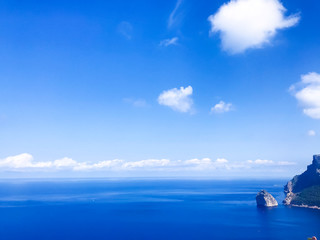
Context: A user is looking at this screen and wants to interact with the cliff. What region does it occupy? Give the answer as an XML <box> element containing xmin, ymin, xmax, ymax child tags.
<box><xmin>284</xmin><ymin>154</ymin><xmax>320</xmax><ymax>208</ymax></box>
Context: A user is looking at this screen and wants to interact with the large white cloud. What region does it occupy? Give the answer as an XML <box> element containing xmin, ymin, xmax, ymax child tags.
<box><xmin>290</xmin><ymin>72</ymin><xmax>320</xmax><ymax>119</ymax></box>
<box><xmin>208</xmin><ymin>0</ymin><xmax>300</xmax><ymax>54</ymax></box>
<box><xmin>158</xmin><ymin>86</ymin><xmax>193</xmax><ymax>113</ymax></box>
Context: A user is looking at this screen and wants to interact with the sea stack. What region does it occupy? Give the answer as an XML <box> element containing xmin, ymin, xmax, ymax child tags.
<box><xmin>256</xmin><ymin>190</ymin><xmax>278</xmax><ymax>207</ymax></box>
<box><xmin>283</xmin><ymin>154</ymin><xmax>320</xmax><ymax>208</ymax></box>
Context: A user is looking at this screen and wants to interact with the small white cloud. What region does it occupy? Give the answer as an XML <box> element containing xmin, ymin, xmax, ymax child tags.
<box><xmin>210</xmin><ymin>101</ymin><xmax>233</xmax><ymax>114</ymax></box>
<box><xmin>290</xmin><ymin>72</ymin><xmax>320</xmax><ymax>119</ymax></box>
<box><xmin>168</xmin><ymin>0</ymin><xmax>183</xmax><ymax>28</ymax></box>
<box><xmin>208</xmin><ymin>0</ymin><xmax>300</xmax><ymax>54</ymax></box>
<box><xmin>308</xmin><ymin>130</ymin><xmax>316</xmax><ymax>136</ymax></box>
<box><xmin>158</xmin><ymin>86</ymin><xmax>193</xmax><ymax>113</ymax></box>
<box><xmin>159</xmin><ymin>37</ymin><xmax>179</xmax><ymax>47</ymax></box>
<box><xmin>117</xmin><ymin>21</ymin><xmax>133</xmax><ymax>39</ymax></box>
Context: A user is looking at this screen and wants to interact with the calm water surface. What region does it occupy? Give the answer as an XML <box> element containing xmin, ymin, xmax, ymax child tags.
<box><xmin>0</xmin><ymin>179</ymin><xmax>319</xmax><ymax>240</ymax></box>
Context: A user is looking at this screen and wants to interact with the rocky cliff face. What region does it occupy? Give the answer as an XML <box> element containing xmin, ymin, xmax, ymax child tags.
<box><xmin>284</xmin><ymin>154</ymin><xmax>320</xmax><ymax>207</ymax></box>
<box><xmin>256</xmin><ymin>190</ymin><xmax>278</xmax><ymax>207</ymax></box>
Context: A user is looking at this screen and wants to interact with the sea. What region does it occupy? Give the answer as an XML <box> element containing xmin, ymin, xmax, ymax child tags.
<box><xmin>0</xmin><ymin>179</ymin><xmax>319</xmax><ymax>240</ymax></box>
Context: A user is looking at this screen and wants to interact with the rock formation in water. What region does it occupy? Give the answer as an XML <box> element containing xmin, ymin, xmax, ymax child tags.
<box><xmin>256</xmin><ymin>190</ymin><xmax>278</xmax><ymax>207</ymax></box>
<box><xmin>284</xmin><ymin>154</ymin><xmax>320</xmax><ymax>208</ymax></box>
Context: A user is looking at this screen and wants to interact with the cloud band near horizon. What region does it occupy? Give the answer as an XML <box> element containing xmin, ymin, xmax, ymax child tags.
<box><xmin>0</xmin><ymin>153</ymin><xmax>296</xmax><ymax>173</ymax></box>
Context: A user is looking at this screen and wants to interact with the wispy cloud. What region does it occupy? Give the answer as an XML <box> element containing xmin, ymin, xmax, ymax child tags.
<box><xmin>290</xmin><ymin>72</ymin><xmax>320</xmax><ymax>119</ymax></box>
<box><xmin>247</xmin><ymin>159</ymin><xmax>274</xmax><ymax>165</ymax></box>
<box><xmin>158</xmin><ymin>86</ymin><xmax>193</xmax><ymax>113</ymax></box>
<box><xmin>208</xmin><ymin>0</ymin><xmax>300</xmax><ymax>54</ymax></box>
<box><xmin>247</xmin><ymin>159</ymin><xmax>296</xmax><ymax>166</ymax></box>
<box><xmin>210</xmin><ymin>101</ymin><xmax>233</xmax><ymax>114</ymax></box>
<box><xmin>123</xmin><ymin>98</ymin><xmax>148</xmax><ymax>108</ymax></box>
<box><xmin>308</xmin><ymin>130</ymin><xmax>316</xmax><ymax>136</ymax></box>
<box><xmin>159</xmin><ymin>37</ymin><xmax>179</xmax><ymax>47</ymax></box>
<box><xmin>168</xmin><ymin>0</ymin><xmax>183</xmax><ymax>28</ymax></box>
<box><xmin>117</xmin><ymin>21</ymin><xmax>133</xmax><ymax>39</ymax></box>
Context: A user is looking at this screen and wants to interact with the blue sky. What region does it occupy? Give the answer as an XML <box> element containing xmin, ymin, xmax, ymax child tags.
<box><xmin>0</xmin><ymin>0</ymin><xmax>319</xmax><ymax>178</ymax></box>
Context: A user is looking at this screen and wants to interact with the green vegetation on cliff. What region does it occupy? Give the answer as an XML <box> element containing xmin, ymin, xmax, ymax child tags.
<box><xmin>291</xmin><ymin>185</ymin><xmax>320</xmax><ymax>207</ymax></box>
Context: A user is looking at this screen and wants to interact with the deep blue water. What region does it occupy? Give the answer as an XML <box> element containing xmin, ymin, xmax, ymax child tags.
<box><xmin>0</xmin><ymin>179</ymin><xmax>319</xmax><ymax>240</ymax></box>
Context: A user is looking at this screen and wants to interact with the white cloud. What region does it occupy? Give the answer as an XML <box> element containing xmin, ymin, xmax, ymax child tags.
<box><xmin>0</xmin><ymin>154</ymin><xmax>123</xmax><ymax>171</ymax></box>
<box><xmin>208</xmin><ymin>0</ymin><xmax>300</xmax><ymax>54</ymax></box>
<box><xmin>184</xmin><ymin>158</ymin><xmax>228</xmax><ymax>166</ymax></box>
<box><xmin>0</xmin><ymin>153</ymin><xmax>52</xmax><ymax>168</ymax></box>
<box><xmin>185</xmin><ymin>158</ymin><xmax>212</xmax><ymax>165</ymax></box>
<box><xmin>210</xmin><ymin>101</ymin><xmax>233</xmax><ymax>114</ymax></box>
<box><xmin>0</xmin><ymin>153</ymin><xmax>34</xmax><ymax>168</ymax></box>
<box><xmin>247</xmin><ymin>159</ymin><xmax>274</xmax><ymax>165</ymax></box>
<box><xmin>159</xmin><ymin>37</ymin><xmax>179</xmax><ymax>47</ymax></box>
<box><xmin>247</xmin><ymin>159</ymin><xmax>296</xmax><ymax>166</ymax></box>
<box><xmin>53</xmin><ymin>157</ymin><xmax>77</xmax><ymax>168</ymax></box>
<box><xmin>168</xmin><ymin>0</ymin><xmax>183</xmax><ymax>28</ymax></box>
<box><xmin>0</xmin><ymin>154</ymin><xmax>296</xmax><ymax>174</ymax></box>
<box><xmin>122</xmin><ymin>159</ymin><xmax>170</xmax><ymax>169</ymax></box>
<box><xmin>308</xmin><ymin>130</ymin><xmax>316</xmax><ymax>136</ymax></box>
<box><xmin>74</xmin><ymin>159</ymin><xmax>124</xmax><ymax>171</ymax></box>
<box><xmin>181</xmin><ymin>158</ymin><xmax>232</xmax><ymax>171</ymax></box>
<box><xmin>158</xmin><ymin>86</ymin><xmax>193</xmax><ymax>113</ymax></box>
<box><xmin>290</xmin><ymin>72</ymin><xmax>320</xmax><ymax>119</ymax></box>
<box><xmin>216</xmin><ymin>158</ymin><xmax>229</xmax><ymax>163</ymax></box>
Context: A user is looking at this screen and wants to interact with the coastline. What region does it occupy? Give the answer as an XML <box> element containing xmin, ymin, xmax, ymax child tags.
<box><xmin>291</xmin><ymin>204</ymin><xmax>320</xmax><ymax>210</ymax></box>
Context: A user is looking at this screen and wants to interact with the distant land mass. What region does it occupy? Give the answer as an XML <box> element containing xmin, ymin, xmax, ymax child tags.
<box><xmin>284</xmin><ymin>154</ymin><xmax>320</xmax><ymax>208</ymax></box>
